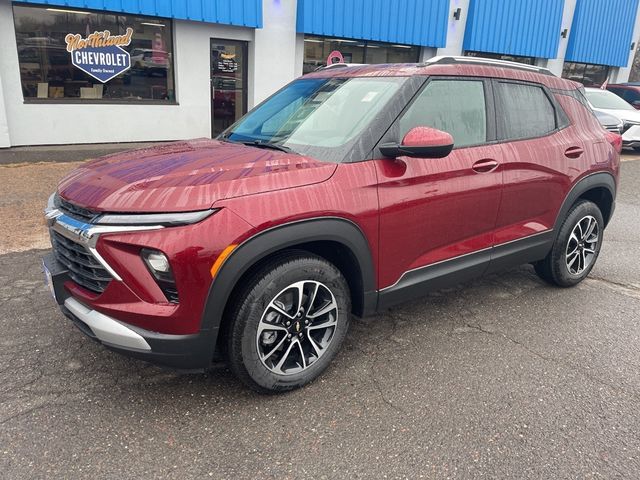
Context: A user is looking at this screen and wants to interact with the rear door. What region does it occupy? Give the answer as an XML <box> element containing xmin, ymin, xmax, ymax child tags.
<box><xmin>375</xmin><ymin>77</ymin><xmax>504</xmax><ymax>294</ymax></box>
<box><xmin>489</xmin><ymin>79</ymin><xmax>574</xmax><ymax>270</ymax></box>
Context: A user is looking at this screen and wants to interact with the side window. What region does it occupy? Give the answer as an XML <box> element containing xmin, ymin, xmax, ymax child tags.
<box><xmin>623</xmin><ymin>89</ymin><xmax>640</xmax><ymax>103</ymax></box>
<box><xmin>496</xmin><ymin>82</ymin><xmax>556</xmax><ymax>140</ymax></box>
<box><xmin>398</xmin><ymin>79</ymin><xmax>487</xmax><ymax>148</ymax></box>
<box><xmin>608</xmin><ymin>87</ymin><xmax>625</xmax><ymax>98</ymax></box>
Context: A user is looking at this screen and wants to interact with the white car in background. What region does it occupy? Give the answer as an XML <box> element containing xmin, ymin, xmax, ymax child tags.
<box><xmin>593</xmin><ymin>109</ymin><xmax>623</xmax><ymax>135</ymax></box>
<box><xmin>584</xmin><ymin>87</ymin><xmax>640</xmax><ymax>151</ymax></box>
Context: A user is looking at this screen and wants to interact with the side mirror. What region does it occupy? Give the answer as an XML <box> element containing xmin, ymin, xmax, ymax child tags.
<box><xmin>632</xmin><ymin>100</ymin><xmax>640</xmax><ymax>109</ymax></box>
<box><xmin>379</xmin><ymin>126</ymin><xmax>454</xmax><ymax>159</ymax></box>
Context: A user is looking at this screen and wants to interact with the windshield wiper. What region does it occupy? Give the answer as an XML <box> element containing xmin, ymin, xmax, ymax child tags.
<box><xmin>239</xmin><ymin>140</ymin><xmax>297</xmax><ymax>154</ymax></box>
<box><xmin>219</xmin><ymin>135</ymin><xmax>298</xmax><ymax>154</ymax></box>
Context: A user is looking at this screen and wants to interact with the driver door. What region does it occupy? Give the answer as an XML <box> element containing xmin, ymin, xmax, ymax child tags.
<box><xmin>374</xmin><ymin>77</ymin><xmax>504</xmax><ymax>300</ymax></box>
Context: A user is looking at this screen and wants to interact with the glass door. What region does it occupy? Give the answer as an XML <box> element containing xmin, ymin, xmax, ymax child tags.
<box><xmin>210</xmin><ymin>39</ymin><xmax>248</xmax><ymax>136</ymax></box>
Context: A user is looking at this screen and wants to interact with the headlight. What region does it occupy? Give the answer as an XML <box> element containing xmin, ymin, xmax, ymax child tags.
<box><xmin>95</xmin><ymin>209</ymin><xmax>218</xmax><ymax>226</ymax></box>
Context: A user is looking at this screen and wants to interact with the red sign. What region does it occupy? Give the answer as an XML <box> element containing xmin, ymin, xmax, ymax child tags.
<box><xmin>326</xmin><ymin>50</ymin><xmax>344</xmax><ymax>66</ymax></box>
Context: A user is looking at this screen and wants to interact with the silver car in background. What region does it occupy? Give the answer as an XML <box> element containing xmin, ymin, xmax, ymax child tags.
<box><xmin>585</xmin><ymin>87</ymin><xmax>640</xmax><ymax>151</ymax></box>
<box><xmin>593</xmin><ymin>110</ymin><xmax>623</xmax><ymax>134</ymax></box>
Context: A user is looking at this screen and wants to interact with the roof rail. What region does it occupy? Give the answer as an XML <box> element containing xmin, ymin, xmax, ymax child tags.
<box><xmin>425</xmin><ymin>56</ymin><xmax>555</xmax><ymax>76</ymax></box>
<box><xmin>314</xmin><ymin>62</ymin><xmax>367</xmax><ymax>71</ymax></box>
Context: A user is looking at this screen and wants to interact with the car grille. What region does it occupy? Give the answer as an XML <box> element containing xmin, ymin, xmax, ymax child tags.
<box><xmin>54</xmin><ymin>194</ymin><xmax>99</xmax><ymax>223</ymax></box>
<box><xmin>50</xmin><ymin>230</ymin><xmax>112</xmax><ymax>293</ymax></box>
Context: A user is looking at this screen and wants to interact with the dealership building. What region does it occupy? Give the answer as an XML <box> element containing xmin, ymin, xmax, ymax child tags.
<box><xmin>1</xmin><ymin>0</ymin><xmax>640</xmax><ymax>148</ymax></box>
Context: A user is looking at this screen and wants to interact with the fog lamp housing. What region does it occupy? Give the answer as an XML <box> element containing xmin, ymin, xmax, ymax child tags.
<box><xmin>145</xmin><ymin>250</ymin><xmax>171</xmax><ymax>273</ymax></box>
<box><xmin>141</xmin><ymin>248</ymin><xmax>179</xmax><ymax>303</ymax></box>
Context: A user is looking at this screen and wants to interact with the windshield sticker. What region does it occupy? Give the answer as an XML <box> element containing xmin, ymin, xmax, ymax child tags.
<box><xmin>361</xmin><ymin>91</ymin><xmax>379</xmax><ymax>102</ymax></box>
<box><xmin>65</xmin><ymin>28</ymin><xmax>133</xmax><ymax>83</ymax></box>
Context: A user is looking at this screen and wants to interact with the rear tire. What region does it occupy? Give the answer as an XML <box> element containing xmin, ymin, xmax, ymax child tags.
<box><xmin>225</xmin><ymin>251</ymin><xmax>351</xmax><ymax>393</ymax></box>
<box><xmin>534</xmin><ymin>200</ymin><xmax>604</xmax><ymax>287</ymax></box>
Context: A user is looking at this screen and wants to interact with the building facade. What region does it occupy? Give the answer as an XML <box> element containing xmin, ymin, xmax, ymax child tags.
<box><xmin>1</xmin><ymin>0</ymin><xmax>639</xmax><ymax>148</ymax></box>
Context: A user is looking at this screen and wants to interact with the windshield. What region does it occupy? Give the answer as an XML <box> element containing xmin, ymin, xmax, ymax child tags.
<box><xmin>585</xmin><ymin>90</ymin><xmax>635</xmax><ymax>111</ymax></box>
<box><xmin>221</xmin><ymin>77</ymin><xmax>406</xmax><ymax>161</ymax></box>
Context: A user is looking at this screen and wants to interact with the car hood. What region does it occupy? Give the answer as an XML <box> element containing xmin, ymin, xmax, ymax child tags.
<box><xmin>57</xmin><ymin>138</ymin><xmax>337</xmax><ymax>213</ymax></box>
<box><xmin>594</xmin><ymin>110</ymin><xmax>622</xmax><ymax>127</ymax></box>
<box><xmin>593</xmin><ymin>107</ymin><xmax>640</xmax><ymax>123</ymax></box>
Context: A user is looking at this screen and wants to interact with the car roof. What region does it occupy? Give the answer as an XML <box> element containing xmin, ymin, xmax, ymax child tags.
<box><xmin>304</xmin><ymin>56</ymin><xmax>580</xmax><ymax>91</ymax></box>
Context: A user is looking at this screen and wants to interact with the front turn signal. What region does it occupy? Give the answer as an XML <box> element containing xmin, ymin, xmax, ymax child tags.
<box><xmin>210</xmin><ymin>244</ymin><xmax>237</xmax><ymax>279</ymax></box>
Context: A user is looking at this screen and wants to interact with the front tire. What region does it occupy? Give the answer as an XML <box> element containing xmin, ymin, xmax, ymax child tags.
<box><xmin>534</xmin><ymin>200</ymin><xmax>604</xmax><ymax>287</ymax></box>
<box><xmin>225</xmin><ymin>251</ymin><xmax>351</xmax><ymax>393</ymax></box>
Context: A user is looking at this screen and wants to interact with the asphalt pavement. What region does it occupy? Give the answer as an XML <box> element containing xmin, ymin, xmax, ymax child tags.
<box><xmin>1</xmin><ymin>156</ymin><xmax>639</xmax><ymax>479</ymax></box>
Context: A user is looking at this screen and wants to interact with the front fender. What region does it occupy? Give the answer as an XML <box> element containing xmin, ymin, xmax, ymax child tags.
<box><xmin>199</xmin><ymin>217</ymin><xmax>377</xmax><ymax>341</ymax></box>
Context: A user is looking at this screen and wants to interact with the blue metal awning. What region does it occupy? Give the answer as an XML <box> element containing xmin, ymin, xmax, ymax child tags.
<box><xmin>463</xmin><ymin>0</ymin><xmax>564</xmax><ymax>59</ymax></box>
<box><xmin>296</xmin><ymin>0</ymin><xmax>450</xmax><ymax>47</ymax></box>
<box><xmin>565</xmin><ymin>0</ymin><xmax>639</xmax><ymax>67</ymax></box>
<box><xmin>16</xmin><ymin>0</ymin><xmax>263</xmax><ymax>28</ymax></box>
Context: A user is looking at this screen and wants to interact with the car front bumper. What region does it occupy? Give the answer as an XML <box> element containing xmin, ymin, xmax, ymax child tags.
<box><xmin>622</xmin><ymin>124</ymin><xmax>640</xmax><ymax>147</ymax></box>
<box><xmin>43</xmin><ymin>252</ymin><xmax>218</xmax><ymax>371</ymax></box>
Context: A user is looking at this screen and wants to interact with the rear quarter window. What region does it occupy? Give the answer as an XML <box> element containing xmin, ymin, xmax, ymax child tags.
<box><xmin>495</xmin><ymin>82</ymin><xmax>557</xmax><ymax>140</ymax></box>
<box><xmin>553</xmin><ymin>88</ymin><xmax>601</xmax><ymax>130</ymax></box>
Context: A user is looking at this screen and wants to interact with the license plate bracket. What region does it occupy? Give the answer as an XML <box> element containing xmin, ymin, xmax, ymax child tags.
<box><xmin>42</xmin><ymin>260</ymin><xmax>57</xmax><ymax>302</ymax></box>
<box><xmin>41</xmin><ymin>252</ymin><xmax>69</xmax><ymax>305</ymax></box>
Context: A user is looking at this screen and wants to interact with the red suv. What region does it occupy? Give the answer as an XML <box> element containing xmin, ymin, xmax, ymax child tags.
<box><xmin>43</xmin><ymin>57</ymin><xmax>621</xmax><ymax>392</ymax></box>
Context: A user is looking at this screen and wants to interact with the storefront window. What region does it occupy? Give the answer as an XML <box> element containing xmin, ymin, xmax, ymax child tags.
<box><xmin>13</xmin><ymin>5</ymin><xmax>175</xmax><ymax>102</ymax></box>
<box><xmin>303</xmin><ymin>36</ymin><xmax>420</xmax><ymax>74</ymax></box>
<box><xmin>561</xmin><ymin>62</ymin><xmax>609</xmax><ymax>87</ymax></box>
<box><xmin>629</xmin><ymin>46</ymin><xmax>640</xmax><ymax>83</ymax></box>
<box><xmin>464</xmin><ymin>51</ymin><xmax>536</xmax><ymax>65</ymax></box>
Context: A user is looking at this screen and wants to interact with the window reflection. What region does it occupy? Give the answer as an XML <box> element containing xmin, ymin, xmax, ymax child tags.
<box><xmin>303</xmin><ymin>36</ymin><xmax>420</xmax><ymax>73</ymax></box>
<box><xmin>561</xmin><ymin>62</ymin><xmax>609</xmax><ymax>87</ymax></box>
<box><xmin>13</xmin><ymin>4</ymin><xmax>175</xmax><ymax>102</ymax></box>
<box><xmin>464</xmin><ymin>51</ymin><xmax>536</xmax><ymax>65</ymax></box>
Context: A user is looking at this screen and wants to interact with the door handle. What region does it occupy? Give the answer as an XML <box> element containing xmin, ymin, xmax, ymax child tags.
<box><xmin>471</xmin><ymin>159</ymin><xmax>499</xmax><ymax>173</ymax></box>
<box><xmin>564</xmin><ymin>146</ymin><xmax>584</xmax><ymax>159</ymax></box>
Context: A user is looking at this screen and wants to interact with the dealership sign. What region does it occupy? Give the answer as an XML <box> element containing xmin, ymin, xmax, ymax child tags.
<box><xmin>65</xmin><ymin>28</ymin><xmax>133</xmax><ymax>83</ymax></box>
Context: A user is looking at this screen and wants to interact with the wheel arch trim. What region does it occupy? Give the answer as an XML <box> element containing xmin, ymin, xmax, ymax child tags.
<box><xmin>554</xmin><ymin>171</ymin><xmax>616</xmax><ymax>234</ymax></box>
<box><xmin>200</xmin><ymin>216</ymin><xmax>377</xmax><ymax>336</ymax></box>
